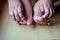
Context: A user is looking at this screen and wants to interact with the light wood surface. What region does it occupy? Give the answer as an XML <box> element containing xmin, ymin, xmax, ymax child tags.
<box><xmin>1</xmin><ymin>1</ymin><xmax>60</xmax><ymax>40</ymax></box>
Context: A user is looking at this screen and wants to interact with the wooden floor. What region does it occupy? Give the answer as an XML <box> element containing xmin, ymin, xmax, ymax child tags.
<box><xmin>1</xmin><ymin>1</ymin><xmax>60</xmax><ymax>40</ymax></box>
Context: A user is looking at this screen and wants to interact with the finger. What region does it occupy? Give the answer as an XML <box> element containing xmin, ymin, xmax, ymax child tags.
<box><xmin>41</xmin><ymin>5</ymin><xmax>49</xmax><ymax>19</ymax></box>
<box><xmin>14</xmin><ymin>9</ymin><xmax>19</xmax><ymax>21</ymax></box>
<box><xmin>18</xmin><ymin>8</ymin><xmax>25</xmax><ymax>20</ymax></box>
<box><xmin>13</xmin><ymin>13</ymin><xmax>16</xmax><ymax>21</ymax></box>
<box><xmin>19</xmin><ymin>13</ymin><xmax>25</xmax><ymax>21</ymax></box>
<box><xmin>17</xmin><ymin>7</ymin><xmax>27</xmax><ymax>25</ymax></box>
<box><xmin>22</xmin><ymin>0</ymin><xmax>33</xmax><ymax>25</ymax></box>
<box><xmin>33</xmin><ymin>2</ymin><xmax>43</xmax><ymax>22</ymax></box>
<box><xmin>13</xmin><ymin>13</ymin><xmax>21</xmax><ymax>25</ymax></box>
<box><xmin>48</xmin><ymin>8</ymin><xmax>52</xmax><ymax>18</ymax></box>
<box><xmin>40</xmin><ymin>5</ymin><xmax>45</xmax><ymax>13</ymax></box>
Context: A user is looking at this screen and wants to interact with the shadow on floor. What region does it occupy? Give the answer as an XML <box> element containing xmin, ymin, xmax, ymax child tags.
<box><xmin>50</xmin><ymin>5</ymin><xmax>60</xmax><ymax>26</ymax></box>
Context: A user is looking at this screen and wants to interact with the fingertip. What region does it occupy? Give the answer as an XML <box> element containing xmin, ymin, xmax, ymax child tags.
<box><xmin>27</xmin><ymin>21</ymin><xmax>33</xmax><ymax>26</ymax></box>
<box><xmin>40</xmin><ymin>6</ymin><xmax>44</xmax><ymax>13</ymax></box>
<box><xmin>48</xmin><ymin>22</ymin><xmax>51</xmax><ymax>26</ymax></box>
<box><xmin>27</xmin><ymin>22</ymin><xmax>31</xmax><ymax>26</ymax></box>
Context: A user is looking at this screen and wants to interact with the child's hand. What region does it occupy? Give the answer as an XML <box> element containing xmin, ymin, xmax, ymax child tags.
<box><xmin>8</xmin><ymin>0</ymin><xmax>27</xmax><ymax>25</ymax></box>
<box><xmin>33</xmin><ymin>0</ymin><xmax>55</xmax><ymax>25</ymax></box>
<box><xmin>8</xmin><ymin>0</ymin><xmax>33</xmax><ymax>25</ymax></box>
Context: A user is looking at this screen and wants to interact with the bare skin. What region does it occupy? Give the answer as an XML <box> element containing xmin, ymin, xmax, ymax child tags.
<box><xmin>8</xmin><ymin>0</ymin><xmax>33</xmax><ymax>25</ymax></box>
<box><xmin>33</xmin><ymin>0</ymin><xmax>55</xmax><ymax>25</ymax></box>
<box><xmin>22</xmin><ymin>0</ymin><xmax>33</xmax><ymax>25</ymax></box>
<box><xmin>8</xmin><ymin>0</ymin><xmax>58</xmax><ymax>25</ymax></box>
